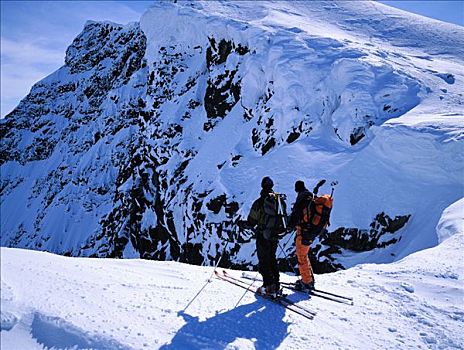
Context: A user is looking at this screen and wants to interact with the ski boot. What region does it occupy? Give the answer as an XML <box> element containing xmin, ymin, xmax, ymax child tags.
<box><xmin>272</xmin><ymin>283</ymin><xmax>284</xmax><ymax>299</ymax></box>
<box><xmin>295</xmin><ymin>279</ymin><xmax>315</xmax><ymax>292</ymax></box>
<box><xmin>257</xmin><ymin>284</ymin><xmax>282</xmax><ymax>299</ymax></box>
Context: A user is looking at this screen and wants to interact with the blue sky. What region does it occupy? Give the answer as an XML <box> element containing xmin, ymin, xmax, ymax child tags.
<box><xmin>1</xmin><ymin>0</ymin><xmax>463</xmax><ymax>118</ymax></box>
<box><xmin>379</xmin><ymin>1</ymin><xmax>463</xmax><ymax>27</ymax></box>
<box><xmin>1</xmin><ymin>1</ymin><xmax>152</xmax><ymax>117</ymax></box>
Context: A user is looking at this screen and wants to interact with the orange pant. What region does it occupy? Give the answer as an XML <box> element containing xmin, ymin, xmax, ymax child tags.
<box><xmin>296</xmin><ymin>227</ymin><xmax>314</xmax><ymax>284</ymax></box>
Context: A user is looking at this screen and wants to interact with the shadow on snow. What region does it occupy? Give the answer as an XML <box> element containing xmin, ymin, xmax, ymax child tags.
<box><xmin>160</xmin><ymin>298</ymin><xmax>292</xmax><ymax>349</ymax></box>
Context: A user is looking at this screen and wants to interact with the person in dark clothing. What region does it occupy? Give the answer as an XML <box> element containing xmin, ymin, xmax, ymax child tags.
<box><xmin>288</xmin><ymin>180</ymin><xmax>315</xmax><ymax>291</ymax></box>
<box><xmin>247</xmin><ymin>176</ymin><xmax>287</xmax><ymax>297</ymax></box>
<box><xmin>288</xmin><ymin>180</ymin><xmax>313</xmax><ymax>229</ymax></box>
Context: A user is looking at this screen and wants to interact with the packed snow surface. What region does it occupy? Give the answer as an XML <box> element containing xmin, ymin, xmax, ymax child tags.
<box><xmin>1</xmin><ymin>198</ymin><xmax>463</xmax><ymax>349</ymax></box>
<box><xmin>1</xmin><ymin>0</ymin><xmax>463</xmax><ymax>269</ymax></box>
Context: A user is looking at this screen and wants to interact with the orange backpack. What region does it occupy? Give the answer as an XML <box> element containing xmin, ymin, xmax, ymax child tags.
<box><xmin>302</xmin><ymin>194</ymin><xmax>333</xmax><ymax>231</ymax></box>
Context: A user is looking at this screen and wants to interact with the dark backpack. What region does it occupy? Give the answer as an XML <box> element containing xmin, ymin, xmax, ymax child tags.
<box><xmin>262</xmin><ymin>193</ymin><xmax>287</xmax><ymax>240</ymax></box>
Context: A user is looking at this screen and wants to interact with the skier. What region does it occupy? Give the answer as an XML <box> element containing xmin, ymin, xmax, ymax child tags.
<box><xmin>288</xmin><ymin>180</ymin><xmax>316</xmax><ymax>291</ymax></box>
<box><xmin>247</xmin><ymin>176</ymin><xmax>287</xmax><ymax>297</ymax></box>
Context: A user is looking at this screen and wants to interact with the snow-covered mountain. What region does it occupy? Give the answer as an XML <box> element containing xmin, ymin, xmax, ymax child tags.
<box><xmin>1</xmin><ymin>198</ymin><xmax>463</xmax><ymax>349</ymax></box>
<box><xmin>1</xmin><ymin>1</ymin><xmax>463</xmax><ymax>272</ymax></box>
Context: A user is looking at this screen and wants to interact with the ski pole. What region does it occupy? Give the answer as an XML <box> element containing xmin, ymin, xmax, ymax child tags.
<box><xmin>275</xmin><ymin>194</ymin><xmax>287</xmax><ymax>230</ymax></box>
<box><xmin>182</xmin><ymin>240</ymin><xmax>229</xmax><ymax>312</ymax></box>
<box><xmin>282</xmin><ymin>229</ymin><xmax>294</xmax><ymax>248</ymax></box>
<box><xmin>277</xmin><ymin>191</ymin><xmax>294</xmax><ymax>249</ymax></box>
<box><xmin>277</xmin><ymin>241</ymin><xmax>298</xmax><ymax>276</ymax></box>
<box><xmin>330</xmin><ymin>181</ymin><xmax>338</xmax><ymax>198</ymax></box>
<box><xmin>276</xmin><ymin>195</ymin><xmax>299</xmax><ymax>276</ymax></box>
<box><xmin>234</xmin><ymin>270</ymin><xmax>260</xmax><ymax>307</ymax></box>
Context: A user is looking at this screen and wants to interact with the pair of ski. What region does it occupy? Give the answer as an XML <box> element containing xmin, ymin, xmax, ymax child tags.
<box><xmin>241</xmin><ymin>272</ymin><xmax>354</xmax><ymax>306</ymax></box>
<box><xmin>214</xmin><ymin>269</ymin><xmax>316</xmax><ymax>320</ymax></box>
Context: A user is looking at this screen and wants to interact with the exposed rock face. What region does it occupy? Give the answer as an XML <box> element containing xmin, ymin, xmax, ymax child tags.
<box><xmin>3</xmin><ymin>1</ymin><xmax>461</xmax><ymax>274</ymax></box>
<box><xmin>203</xmin><ymin>38</ymin><xmax>248</xmax><ymax>130</ymax></box>
<box><xmin>1</xmin><ymin>21</ymin><xmax>149</xmax><ymax>256</ymax></box>
<box><xmin>311</xmin><ymin>213</ymin><xmax>411</xmax><ymax>273</ymax></box>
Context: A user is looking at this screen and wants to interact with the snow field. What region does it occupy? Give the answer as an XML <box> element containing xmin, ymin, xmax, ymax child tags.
<box><xmin>2</xmin><ymin>197</ymin><xmax>462</xmax><ymax>349</ymax></box>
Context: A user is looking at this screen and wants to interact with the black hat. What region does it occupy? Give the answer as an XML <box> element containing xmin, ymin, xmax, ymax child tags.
<box><xmin>261</xmin><ymin>176</ymin><xmax>274</xmax><ymax>190</ymax></box>
<box><xmin>295</xmin><ymin>180</ymin><xmax>305</xmax><ymax>192</ymax></box>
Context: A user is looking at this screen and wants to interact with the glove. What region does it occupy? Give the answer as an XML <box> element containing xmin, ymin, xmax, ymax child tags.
<box><xmin>237</xmin><ymin>219</ymin><xmax>253</xmax><ymax>230</ymax></box>
<box><xmin>278</xmin><ymin>229</ymin><xmax>292</xmax><ymax>238</ymax></box>
<box><xmin>286</xmin><ymin>225</ymin><xmax>295</xmax><ymax>233</ymax></box>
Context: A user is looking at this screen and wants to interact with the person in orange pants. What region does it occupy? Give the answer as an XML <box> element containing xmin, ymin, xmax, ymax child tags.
<box><xmin>295</xmin><ymin>227</ymin><xmax>315</xmax><ymax>288</ymax></box>
<box><xmin>289</xmin><ymin>180</ymin><xmax>315</xmax><ymax>291</ymax></box>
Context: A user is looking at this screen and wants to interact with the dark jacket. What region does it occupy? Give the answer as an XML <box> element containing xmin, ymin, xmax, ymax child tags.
<box><xmin>288</xmin><ymin>189</ymin><xmax>313</xmax><ymax>229</ymax></box>
<box><xmin>248</xmin><ymin>189</ymin><xmax>287</xmax><ymax>240</ymax></box>
<box><xmin>247</xmin><ymin>189</ymin><xmax>272</xmax><ymax>229</ymax></box>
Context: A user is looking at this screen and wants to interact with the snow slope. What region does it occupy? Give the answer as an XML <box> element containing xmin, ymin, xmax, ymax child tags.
<box><xmin>1</xmin><ymin>199</ymin><xmax>463</xmax><ymax>349</ymax></box>
<box><xmin>1</xmin><ymin>0</ymin><xmax>463</xmax><ymax>271</ymax></box>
